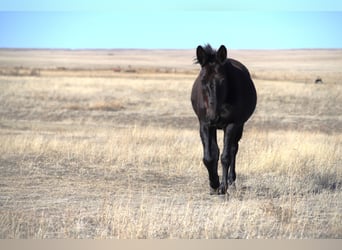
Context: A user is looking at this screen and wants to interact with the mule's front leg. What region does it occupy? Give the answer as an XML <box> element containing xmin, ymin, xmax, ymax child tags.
<box><xmin>200</xmin><ymin>123</ymin><xmax>220</xmax><ymax>194</ymax></box>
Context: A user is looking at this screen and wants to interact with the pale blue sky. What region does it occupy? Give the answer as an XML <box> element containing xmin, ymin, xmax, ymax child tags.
<box><xmin>1</xmin><ymin>0</ymin><xmax>342</xmax><ymax>49</ymax></box>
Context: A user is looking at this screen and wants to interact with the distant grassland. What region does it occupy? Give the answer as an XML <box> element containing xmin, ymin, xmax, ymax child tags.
<box><xmin>0</xmin><ymin>49</ymin><xmax>341</xmax><ymax>238</ymax></box>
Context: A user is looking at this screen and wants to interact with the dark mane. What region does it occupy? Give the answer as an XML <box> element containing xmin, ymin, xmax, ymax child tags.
<box><xmin>194</xmin><ymin>44</ymin><xmax>216</xmax><ymax>64</ymax></box>
<box><xmin>202</xmin><ymin>44</ymin><xmax>216</xmax><ymax>56</ymax></box>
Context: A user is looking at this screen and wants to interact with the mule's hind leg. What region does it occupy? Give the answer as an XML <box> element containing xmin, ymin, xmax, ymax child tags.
<box><xmin>219</xmin><ymin>124</ymin><xmax>243</xmax><ymax>194</ymax></box>
<box><xmin>227</xmin><ymin>124</ymin><xmax>243</xmax><ymax>185</ymax></box>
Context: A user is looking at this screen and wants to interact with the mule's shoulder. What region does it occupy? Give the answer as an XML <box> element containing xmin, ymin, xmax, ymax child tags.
<box><xmin>226</xmin><ymin>58</ymin><xmax>250</xmax><ymax>76</ymax></box>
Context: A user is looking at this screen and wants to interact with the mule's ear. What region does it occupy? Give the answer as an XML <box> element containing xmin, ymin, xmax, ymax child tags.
<box><xmin>196</xmin><ymin>45</ymin><xmax>207</xmax><ymax>66</ymax></box>
<box><xmin>217</xmin><ymin>45</ymin><xmax>227</xmax><ymax>64</ymax></box>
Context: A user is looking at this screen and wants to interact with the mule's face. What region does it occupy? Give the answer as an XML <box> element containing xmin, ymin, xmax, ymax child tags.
<box><xmin>200</xmin><ymin>63</ymin><xmax>224</xmax><ymax>122</ymax></box>
<box><xmin>196</xmin><ymin>45</ymin><xmax>227</xmax><ymax>123</ymax></box>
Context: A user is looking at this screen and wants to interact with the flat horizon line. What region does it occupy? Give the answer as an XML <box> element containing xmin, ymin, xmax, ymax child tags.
<box><xmin>1</xmin><ymin>47</ymin><xmax>342</xmax><ymax>51</ymax></box>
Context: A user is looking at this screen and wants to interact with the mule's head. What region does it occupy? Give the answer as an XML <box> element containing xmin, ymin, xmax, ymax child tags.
<box><xmin>196</xmin><ymin>44</ymin><xmax>227</xmax><ymax>123</ymax></box>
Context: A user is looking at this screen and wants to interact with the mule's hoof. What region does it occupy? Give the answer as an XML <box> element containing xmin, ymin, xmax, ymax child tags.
<box><xmin>228</xmin><ymin>176</ymin><xmax>236</xmax><ymax>185</ymax></box>
<box><xmin>218</xmin><ymin>185</ymin><xmax>227</xmax><ymax>195</ymax></box>
<box><xmin>229</xmin><ymin>182</ymin><xmax>237</xmax><ymax>190</ymax></box>
<box><xmin>210</xmin><ymin>187</ymin><xmax>218</xmax><ymax>195</ymax></box>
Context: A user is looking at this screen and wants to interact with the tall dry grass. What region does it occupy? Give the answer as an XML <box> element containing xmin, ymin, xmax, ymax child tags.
<box><xmin>0</xmin><ymin>125</ymin><xmax>341</xmax><ymax>238</ymax></box>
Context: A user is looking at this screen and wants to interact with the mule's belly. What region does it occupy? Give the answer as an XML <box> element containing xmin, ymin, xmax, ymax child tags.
<box><xmin>209</xmin><ymin>102</ymin><xmax>255</xmax><ymax>129</ymax></box>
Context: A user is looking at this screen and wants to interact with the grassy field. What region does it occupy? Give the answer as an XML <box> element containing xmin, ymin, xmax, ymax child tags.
<box><xmin>0</xmin><ymin>49</ymin><xmax>341</xmax><ymax>238</ymax></box>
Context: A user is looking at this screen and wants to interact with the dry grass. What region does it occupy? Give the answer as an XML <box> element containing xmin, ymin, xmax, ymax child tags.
<box><xmin>0</xmin><ymin>49</ymin><xmax>341</xmax><ymax>238</ymax></box>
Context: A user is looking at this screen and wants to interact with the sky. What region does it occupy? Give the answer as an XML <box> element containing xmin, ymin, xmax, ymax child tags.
<box><xmin>0</xmin><ymin>0</ymin><xmax>342</xmax><ymax>49</ymax></box>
